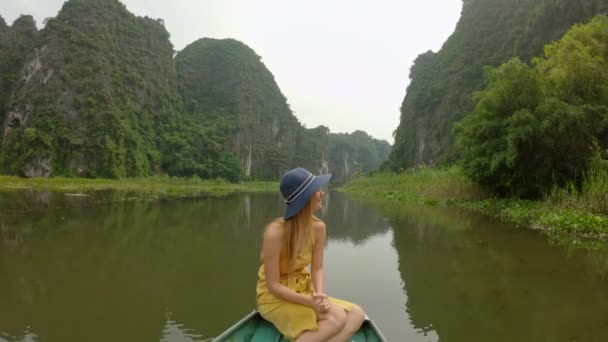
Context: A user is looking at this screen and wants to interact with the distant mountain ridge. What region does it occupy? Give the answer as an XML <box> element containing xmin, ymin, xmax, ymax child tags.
<box><xmin>0</xmin><ymin>0</ymin><xmax>389</xmax><ymax>182</ymax></box>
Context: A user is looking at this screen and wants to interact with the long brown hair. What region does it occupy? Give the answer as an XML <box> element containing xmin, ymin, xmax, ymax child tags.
<box><xmin>282</xmin><ymin>200</ymin><xmax>316</xmax><ymax>272</ymax></box>
<box><xmin>262</xmin><ymin>199</ymin><xmax>318</xmax><ymax>272</ymax></box>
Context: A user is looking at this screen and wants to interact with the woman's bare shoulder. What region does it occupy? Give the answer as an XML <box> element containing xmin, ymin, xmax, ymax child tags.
<box><xmin>264</xmin><ymin>220</ymin><xmax>284</xmax><ymax>241</ymax></box>
<box><xmin>312</xmin><ymin>219</ymin><xmax>326</xmax><ymax>235</ymax></box>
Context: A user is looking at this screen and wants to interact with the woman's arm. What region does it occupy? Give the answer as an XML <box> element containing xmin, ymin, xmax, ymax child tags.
<box><xmin>311</xmin><ymin>220</ymin><xmax>327</xmax><ymax>295</ymax></box>
<box><xmin>263</xmin><ymin>223</ymin><xmax>314</xmax><ymax>307</ymax></box>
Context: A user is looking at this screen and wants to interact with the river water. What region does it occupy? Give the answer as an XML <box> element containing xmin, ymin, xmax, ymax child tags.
<box><xmin>1</xmin><ymin>190</ymin><xmax>607</xmax><ymax>341</ymax></box>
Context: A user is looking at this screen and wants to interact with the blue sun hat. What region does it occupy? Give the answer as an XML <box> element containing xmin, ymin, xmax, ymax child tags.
<box><xmin>280</xmin><ymin>167</ymin><xmax>332</xmax><ymax>220</ymax></box>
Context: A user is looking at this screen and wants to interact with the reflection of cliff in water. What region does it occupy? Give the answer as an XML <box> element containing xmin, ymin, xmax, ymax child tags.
<box><xmin>386</xmin><ymin>202</ymin><xmax>608</xmax><ymax>342</ymax></box>
<box><xmin>0</xmin><ymin>190</ymin><xmax>282</xmax><ymax>241</ymax></box>
<box><xmin>321</xmin><ymin>191</ymin><xmax>389</xmax><ymax>244</ymax></box>
<box><xmin>0</xmin><ymin>190</ymin><xmax>286</xmax><ymax>340</ymax></box>
<box><xmin>0</xmin><ymin>189</ymin><xmax>394</xmax><ymax>339</ymax></box>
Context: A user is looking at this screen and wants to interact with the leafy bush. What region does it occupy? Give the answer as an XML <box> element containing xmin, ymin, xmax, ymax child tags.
<box><xmin>455</xmin><ymin>16</ymin><xmax>608</xmax><ymax>197</ymax></box>
<box><xmin>391</xmin><ymin>0</ymin><xmax>608</xmax><ymax>169</ymax></box>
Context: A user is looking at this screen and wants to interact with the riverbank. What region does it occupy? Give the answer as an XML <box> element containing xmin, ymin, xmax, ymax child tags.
<box><xmin>341</xmin><ymin>166</ymin><xmax>608</xmax><ymax>241</ymax></box>
<box><xmin>0</xmin><ymin>175</ymin><xmax>277</xmax><ymax>198</ymax></box>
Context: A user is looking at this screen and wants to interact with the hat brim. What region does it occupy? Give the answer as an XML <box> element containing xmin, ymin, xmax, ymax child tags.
<box><xmin>284</xmin><ymin>174</ymin><xmax>331</xmax><ymax>220</ymax></box>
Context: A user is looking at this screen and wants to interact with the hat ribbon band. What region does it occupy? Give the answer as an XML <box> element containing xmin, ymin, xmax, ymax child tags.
<box><xmin>285</xmin><ymin>175</ymin><xmax>316</xmax><ymax>204</ymax></box>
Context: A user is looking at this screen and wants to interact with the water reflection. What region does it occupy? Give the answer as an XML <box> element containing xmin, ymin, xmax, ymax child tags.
<box><xmin>322</xmin><ymin>192</ymin><xmax>389</xmax><ymax>244</ymax></box>
<box><xmin>0</xmin><ymin>191</ymin><xmax>274</xmax><ymax>341</ymax></box>
<box><xmin>0</xmin><ymin>190</ymin><xmax>399</xmax><ymax>341</ymax></box>
<box><xmin>323</xmin><ymin>230</ymin><xmax>437</xmax><ymax>342</ymax></box>
<box><xmin>0</xmin><ymin>327</ymin><xmax>39</xmax><ymax>342</ymax></box>
<box><xmin>381</xmin><ymin>202</ymin><xmax>608</xmax><ymax>342</ymax></box>
<box><xmin>2</xmin><ymin>190</ymin><xmax>608</xmax><ymax>341</ymax></box>
<box><xmin>160</xmin><ymin>311</ymin><xmax>203</xmax><ymax>342</ymax></box>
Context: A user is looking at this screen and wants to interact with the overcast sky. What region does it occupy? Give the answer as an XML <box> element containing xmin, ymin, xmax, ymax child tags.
<box><xmin>1</xmin><ymin>0</ymin><xmax>462</xmax><ymax>143</ymax></box>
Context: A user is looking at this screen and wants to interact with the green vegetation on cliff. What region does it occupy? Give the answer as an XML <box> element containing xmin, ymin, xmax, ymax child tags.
<box><xmin>455</xmin><ymin>16</ymin><xmax>608</xmax><ymax>197</ymax></box>
<box><xmin>391</xmin><ymin>0</ymin><xmax>608</xmax><ymax>169</ymax></box>
<box><xmin>356</xmin><ymin>15</ymin><xmax>608</xmax><ymax>241</ymax></box>
<box><xmin>175</xmin><ymin>38</ymin><xmax>299</xmax><ymax>180</ymax></box>
<box><xmin>294</xmin><ymin>125</ymin><xmax>330</xmax><ymax>174</ymax></box>
<box><xmin>293</xmin><ymin>126</ymin><xmax>392</xmax><ymax>185</ymax></box>
<box><xmin>1</xmin><ymin>0</ymin><xmax>178</xmax><ymax>178</ymax></box>
<box><xmin>0</xmin><ymin>0</ymin><xmax>390</xmax><ymax>182</ymax></box>
<box><xmin>0</xmin><ymin>15</ymin><xmax>38</xmax><ymax>129</ymax></box>
<box><xmin>174</xmin><ymin>39</ymin><xmax>392</xmax><ymax>183</ymax></box>
<box><xmin>329</xmin><ymin>130</ymin><xmax>391</xmax><ymax>184</ymax></box>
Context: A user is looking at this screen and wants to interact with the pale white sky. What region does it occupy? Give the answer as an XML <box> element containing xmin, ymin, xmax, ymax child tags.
<box><xmin>1</xmin><ymin>0</ymin><xmax>462</xmax><ymax>143</ymax></box>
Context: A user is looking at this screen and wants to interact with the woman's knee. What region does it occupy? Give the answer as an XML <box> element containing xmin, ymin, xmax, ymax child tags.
<box><xmin>349</xmin><ymin>305</ymin><xmax>366</xmax><ymax>327</ymax></box>
<box><xmin>327</xmin><ymin>305</ymin><xmax>347</xmax><ymax>332</ymax></box>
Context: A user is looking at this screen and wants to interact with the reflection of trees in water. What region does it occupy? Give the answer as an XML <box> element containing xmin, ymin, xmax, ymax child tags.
<box><xmin>0</xmin><ymin>222</ymin><xmax>27</xmax><ymax>255</ymax></box>
<box><xmin>548</xmin><ymin>234</ymin><xmax>608</xmax><ymax>280</ymax></box>
<box><xmin>0</xmin><ymin>190</ymin><xmax>397</xmax><ymax>339</ymax></box>
<box><xmin>5</xmin><ymin>190</ymin><xmax>605</xmax><ymax>340</ymax></box>
<box><xmin>0</xmin><ymin>189</ymin><xmax>53</xmax><ymax>210</ymax></box>
<box><xmin>386</xmin><ymin>202</ymin><xmax>608</xmax><ymax>342</ymax></box>
<box><xmin>320</xmin><ymin>192</ymin><xmax>389</xmax><ymax>244</ymax></box>
<box><xmin>160</xmin><ymin>310</ymin><xmax>203</xmax><ymax>342</ymax></box>
<box><xmin>0</xmin><ymin>329</ymin><xmax>39</xmax><ymax>342</ymax></box>
<box><xmin>0</xmin><ymin>191</ymin><xmax>288</xmax><ymax>340</ymax></box>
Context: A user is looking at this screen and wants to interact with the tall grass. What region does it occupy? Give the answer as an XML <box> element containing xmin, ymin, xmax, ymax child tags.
<box><xmin>343</xmin><ymin>165</ymin><xmax>486</xmax><ymax>201</ymax></box>
<box><xmin>547</xmin><ymin>153</ymin><xmax>608</xmax><ymax>215</ymax></box>
<box><xmin>342</xmin><ymin>163</ymin><xmax>608</xmax><ymax>240</ymax></box>
<box><xmin>0</xmin><ymin>175</ymin><xmax>277</xmax><ymax>198</ymax></box>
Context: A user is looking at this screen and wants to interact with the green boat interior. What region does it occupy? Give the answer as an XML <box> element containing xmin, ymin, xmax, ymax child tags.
<box><xmin>216</xmin><ymin>312</ymin><xmax>383</xmax><ymax>342</ymax></box>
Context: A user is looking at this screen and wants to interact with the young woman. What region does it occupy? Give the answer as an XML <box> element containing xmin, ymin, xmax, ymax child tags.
<box><xmin>256</xmin><ymin>168</ymin><xmax>366</xmax><ymax>341</ymax></box>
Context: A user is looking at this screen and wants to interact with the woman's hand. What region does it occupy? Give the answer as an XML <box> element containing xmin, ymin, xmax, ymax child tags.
<box><xmin>312</xmin><ymin>292</ymin><xmax>331</xmax><ymax>313</ymax></box>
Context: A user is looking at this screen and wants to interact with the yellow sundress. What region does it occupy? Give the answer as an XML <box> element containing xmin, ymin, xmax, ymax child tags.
<box><xmin>256</xmin><ymin>232</ymin><xmax>356</xmax><ymax>341</ymax></box>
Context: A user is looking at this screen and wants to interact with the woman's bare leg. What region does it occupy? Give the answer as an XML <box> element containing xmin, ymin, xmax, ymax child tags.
<box><xmin>326</xmin><ymin>306</ymin><xmax>366</xmax><ymax>342</ymax></box>
<box><xmin>295</xmin><ymin>305</ymin><xmax>346</xmax><ymax>342</ymax></box>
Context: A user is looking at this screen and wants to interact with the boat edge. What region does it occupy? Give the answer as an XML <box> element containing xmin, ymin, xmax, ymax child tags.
<box><xmin>214</xmin><ymin>311</ymin><xmax>388</xmax><ymax>341</ymax></box>
<box><xmin>212</xmin><ymin>310</ymin><xmax>258</xmax><ymax>342</ymax></box>
<box><xmin>365</xmin><ymin>315</ymin><xmax>389</xmax><ymax>342</ymax></box>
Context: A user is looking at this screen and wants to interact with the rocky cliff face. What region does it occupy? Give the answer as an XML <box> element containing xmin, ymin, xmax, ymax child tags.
<box><xmin>0</xmin><ymin>15</ymin><xmax>38</xmax><ymax>147</ymax></box>
<box><xmin>294</xmin><ymin>125</ymin><xmax>330</xmax><ymax>176</ymax></box>
<box><xmin>390</xmin><ymin>0</ymin><xmax>608</xmax><ymax>169</ymax></box>
<box><xmin>1</xmin><ymin>0</ymin><xmax>179</xmax><ymax>177</ymax></box>
<box><xmin>293</xmin><ymin>127</ymin><xmax>391</xmax><ymax>185</ymax></box>
<box><xmin>175</xmin><ymin>38</ymin><xmax>300</xmax><ymax>180</ymax></box>
<box><xmin>0</xmin><ymin>0</ymin><xmax>390</xmax><ymax>181</ymax></box>
<box><xmin>329</xmin><ymin>131</ymin><xmax>390</xmax><ymax>185</ymax></box>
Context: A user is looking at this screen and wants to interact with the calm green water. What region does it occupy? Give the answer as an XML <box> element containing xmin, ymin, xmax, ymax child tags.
<box><xmin>1</xmin><ymin>190</ymin><xmax>608</xmax><ymax>341</ymax></box>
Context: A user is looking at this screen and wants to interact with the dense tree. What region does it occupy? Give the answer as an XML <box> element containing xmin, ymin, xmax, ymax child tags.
<box><xmin>455</xmin><ymin>16</ymin><xmax>608</xmax><ymax>197</ymax></box>
<box><xmin>158</xmin><ymin>116</ymin><xmax>242</xmax><ymax>182</ymax></box>
<box><xmin>391</xmin><ymin>0</ymin><xmax>608</xmax><ymax>170</ymax></box>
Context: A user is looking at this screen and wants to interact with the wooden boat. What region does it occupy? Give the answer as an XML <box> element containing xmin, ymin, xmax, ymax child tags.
<box><xmin>213</xmin><ymin>311</ymin><xmax>387</xmax><ymax>341</ymax></box>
